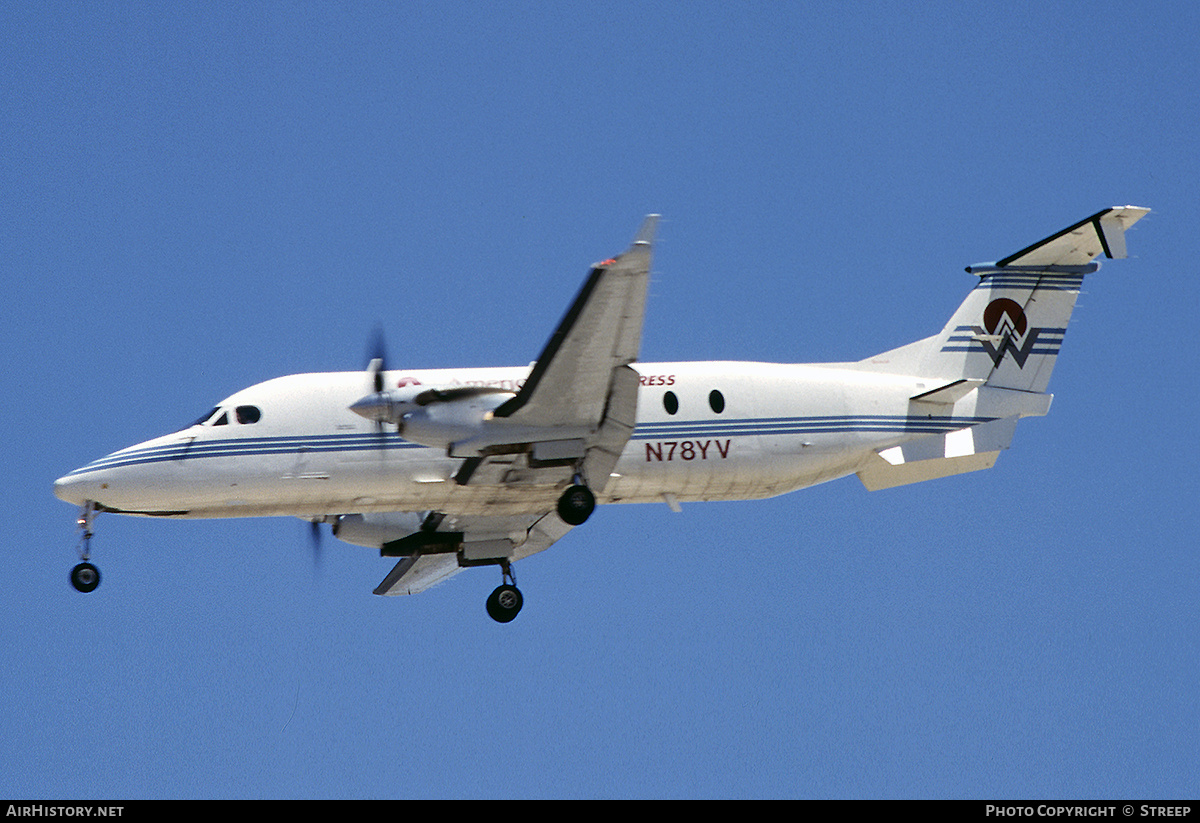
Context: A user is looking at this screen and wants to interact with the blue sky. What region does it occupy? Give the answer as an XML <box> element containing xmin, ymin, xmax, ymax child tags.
<box><xmin>3</xmin><ymin>1</ymin><xmax>1197</xmax><ymax>799</ymax></box>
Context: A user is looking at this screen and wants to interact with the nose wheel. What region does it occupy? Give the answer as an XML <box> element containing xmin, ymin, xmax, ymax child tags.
<box><xmin>486</xmin><ymin>560</ymin><xmax>523</xmax><ymax>623</ymax></box>
<box><xmin>71</xmin><ymin>562</ymin><xmax>101</xmax><ymax>593</ymax></box>
<box><xmin>70</xmin><ymin>502</ymin><xmax>101</xmax><ymax>593</ymax></box>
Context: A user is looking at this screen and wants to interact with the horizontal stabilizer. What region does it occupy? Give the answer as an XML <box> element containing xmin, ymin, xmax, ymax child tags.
<box><xmin>857</xmin><ymin>450</ymin><xmax>1001</xmax><ymax>491</ymax></box>
<box><xmin>856</xmin><ymin>416</ymin><xmax>1018</xmax><ymax>491</ymax></box>
<box><xmin>993</xmin><ymin>206</ymin><xmax>1149</xmax><ymax>268</ymax></box>
<box><xmin>881</xmin><ymin>416</ymin><xmax>1017</xmax><ymax>464</ymax></box>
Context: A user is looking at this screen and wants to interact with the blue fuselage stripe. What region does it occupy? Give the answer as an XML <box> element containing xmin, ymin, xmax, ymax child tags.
<box><xmin>69</xmin><ymin>415</ymin><xmax>998</xmax><ymax>476</ymax></box>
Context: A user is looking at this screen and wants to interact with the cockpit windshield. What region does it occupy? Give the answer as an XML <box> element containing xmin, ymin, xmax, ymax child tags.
<box><xmin>187</xmin><ymin>407</ymin><xmax>221</xmax><ymax>429</ymax></box>
<box><xmin>183</xmin><ymin>404</ymin><xmax>262</xmax><ymax>430</ymax></box>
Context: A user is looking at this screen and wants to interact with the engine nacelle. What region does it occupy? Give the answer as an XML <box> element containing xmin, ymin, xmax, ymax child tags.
<box><xmin>398</xmin><ymin>388</ymin><xmax>516</xmax><ymax>451</ymax></box>
<box><xmin>350</xmin><ymin>385</ymin><xmax>593</xmax><ymax>457</ymax></box>
<box><xmin>349</xmin><ymin>386</ymin><xmax>516</xmax><ymax>451</ymax></box>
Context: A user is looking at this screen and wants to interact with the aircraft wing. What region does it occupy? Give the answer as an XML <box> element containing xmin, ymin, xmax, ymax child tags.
<box><xmin>494</xmin><ymin>215</ymin><xmax>657</xmax><ymax>426</ymax></box>
<box><xmin>373</xmin><ymin>553</ymin><xmax>463</xmax><ymax>596</ymax></box>
<box><xmin>993</xmin><ymin>206</ymin><xmax>1149</xmax><ymax>268</ymax></box>
<box><xmin>372</xmin><ymin>510</ymin><xmax>574</xmax><ymax>596</ymax></box>
<box><xmin>483</xmin><ymin>216</ymin><xmax>658</xmax><ymax>488</ymax></box>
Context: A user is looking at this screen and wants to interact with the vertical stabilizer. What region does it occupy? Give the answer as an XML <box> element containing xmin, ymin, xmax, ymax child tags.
<box><xmin>861</xmin><ymin>207</ymin><xmax>1148</xmax><ymax>393</ymax></box>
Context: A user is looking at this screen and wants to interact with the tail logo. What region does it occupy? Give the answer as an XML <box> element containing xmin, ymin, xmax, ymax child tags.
<box><xmin>976</xmin><ymin>299</ymin><xmax>1040</xmax><ymax>367</ymax></box>
<box><xmin>983</xmin><ymin>299</ymin><xmax>1027</xmax><ymax>340</ymax></box>
<box><xmin>942</xmin><ymin>298</ymin><xmax>1064</xmax><ymax>368</ymax></box>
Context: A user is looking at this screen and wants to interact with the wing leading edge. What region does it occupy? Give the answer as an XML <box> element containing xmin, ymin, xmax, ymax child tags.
<box><xmin>493</xmin><ymin>215</ymin><xmax>658</xmax><ymax>428</ymax></box>
<box><xmin>477</xmin><ymin>214</ymin><xmax>659</xmax><ymax>490</ymax></box>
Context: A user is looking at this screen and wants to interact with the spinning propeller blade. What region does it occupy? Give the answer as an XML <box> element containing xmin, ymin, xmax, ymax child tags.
<box><xmin>366</xmin><ymin>325</ymin><xmax>388</xmax><ymax>393</ymax></box>
<box><xmin>364</xmin><ymin>326</ymin><xmax>391</xmax><ymax>446</ymax></box>
<box><xmin>305</xmin><ymin>518</ymin><xmax>324</xmax><ymax>576</ymax></box>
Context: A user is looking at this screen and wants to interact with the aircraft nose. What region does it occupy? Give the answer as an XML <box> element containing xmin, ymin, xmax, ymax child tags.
<box><xmin>54</xmin><ymin>472</ymin><xmax>93</xmax><ymax>506</ymax></box>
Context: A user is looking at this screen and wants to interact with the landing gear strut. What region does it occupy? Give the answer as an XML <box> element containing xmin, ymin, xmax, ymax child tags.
<box><xmin>70</xmin><ymin>502</ymin><xmax>101</xmax><ymax>593</ymax></box>
<box><xmin>486</xmin><ymin>560</ymin><xmax>523</xmax><ymax>623</ymax></box>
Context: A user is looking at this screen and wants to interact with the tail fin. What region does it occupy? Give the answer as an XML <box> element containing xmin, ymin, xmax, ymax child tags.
<box><xmin>862</xmin><ymin>206</ymin><xmax>1149</xmax><ymax>392</ymax></box>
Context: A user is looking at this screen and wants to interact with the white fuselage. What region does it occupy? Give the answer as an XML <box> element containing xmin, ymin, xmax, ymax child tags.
<box><xmin>54</xmin><ymin>360</ymin><xmax>1008</xmax><ymax>520</ymax></box>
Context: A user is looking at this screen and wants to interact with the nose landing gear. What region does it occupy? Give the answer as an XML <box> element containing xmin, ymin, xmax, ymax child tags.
<box><xmin>70</xmin><ymin>561</ymin><xmax>100</xmax><ymax>593</ymax></box>
<box><xmin>70</xmin><ymin>502</ymin><xmax>101</xmax><ymax>593</ymax></box>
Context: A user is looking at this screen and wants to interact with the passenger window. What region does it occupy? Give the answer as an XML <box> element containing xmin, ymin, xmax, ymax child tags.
<box><xmin>663</xmin><ymin>391</ymin><xmax>679</xmax><ymax>415</ymax></box>
<box><xmin>236</xmin><ymin>405</ymin><xmax>261</xmax><ymax>424</ymax></box>
<box><xmin>708</xmin><ymin>390</ymin><xmax>725</xmax><ymax>414</ymax></box>
<box><xmin>212</xmin><ymin>412</ymin><xmax>229</xmax><ymax>426</ymax></box>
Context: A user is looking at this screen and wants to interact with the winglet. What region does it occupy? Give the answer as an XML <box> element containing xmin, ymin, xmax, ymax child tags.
<box><xmin>592</xmin><ymin>214</ymin><xmax>658</xmax><ymax>268</ymax></box>
<box><xmin>633</xmin><ymin>214</ymin><xmax>660</xmax><ymax>247</ymax></box>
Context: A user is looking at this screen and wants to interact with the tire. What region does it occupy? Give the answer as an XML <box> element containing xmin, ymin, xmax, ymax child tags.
<box><xmin>556</xmin><ymin>484</ymin><xmax>596</xmax><ymax>526</ymax></box>
<box><xmin>486</xmin><ymin>584</ymin><xmax>523</xmax><ymax>623</ymax></box>
<box><xmin>70</xmin><ymin>562</ymin><xmax>101</xmax><ymax>593</ymax></box>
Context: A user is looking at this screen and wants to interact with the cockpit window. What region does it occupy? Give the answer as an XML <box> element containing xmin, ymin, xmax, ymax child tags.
<box><xmin>236</xmin><ymin>405</ymin><xmax>261</xmax><ymax>424</ymax></box>
<box><xmin>189</xmin><ymin>407</ymin><xmax>221</xmax><ymax>428</ymax></box>
<box><xmin>184</xmin><ymin>404</ymin><xmax>260</xmax><ymax>429</ymax></box>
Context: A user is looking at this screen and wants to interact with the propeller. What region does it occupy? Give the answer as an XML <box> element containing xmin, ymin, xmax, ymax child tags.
<box><xmin>362</xmin><ymin>326</ymin><xmax>395</xmax><ymax>450</ymax></box>
<box><xmin>309</xmin><ymin>518</ymin><xmax>323</xmax><ymax>570</ymax></box>
<box><xmin>366</xmin><ymin>324</ymin><xmax>388</xmax><ymax>393</ymax></box>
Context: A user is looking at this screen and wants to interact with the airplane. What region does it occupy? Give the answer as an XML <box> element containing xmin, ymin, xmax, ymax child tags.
<box><xmin>54</xmin><ymin>206</ymin><xmax>1149</xmax><ymax>622</ymax></box>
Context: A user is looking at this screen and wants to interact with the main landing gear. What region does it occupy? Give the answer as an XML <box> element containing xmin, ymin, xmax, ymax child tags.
<box><xmin>486</xmin><ymin>560</ymin><xmax>523</xmax><ymax>623</ymax></box>
<box><xmin>483</xmin><ymin>481</ymin><xmax>595</xmax><ymax>623</ymax></box>
<box><xmin>70</xmin><ymin>502</ymin><xmax>101</xmax><ymax>593</ymax></box>
<box><xmin>556</xmin><ymin>482</ymin><xmax>595</xmax><ymax>526</ymax></box>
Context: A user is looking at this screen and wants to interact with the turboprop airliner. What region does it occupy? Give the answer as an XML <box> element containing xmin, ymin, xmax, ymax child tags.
<box><xmin>54</xmin><ymin>206</ymin><xmax>1148</xmax><ymax>621</ymax></box>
